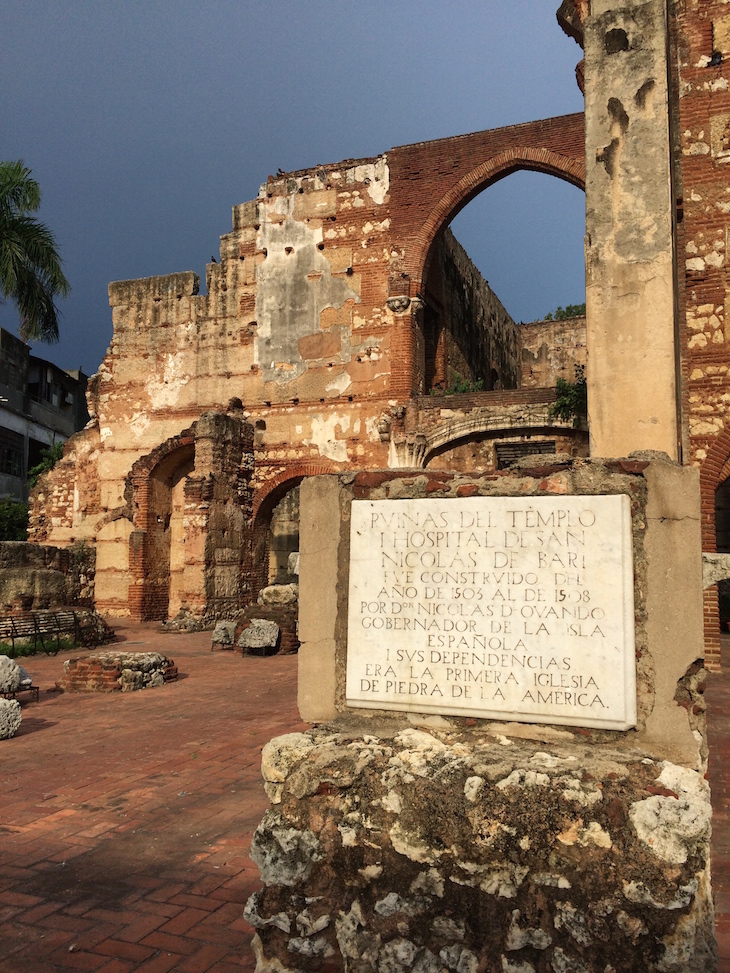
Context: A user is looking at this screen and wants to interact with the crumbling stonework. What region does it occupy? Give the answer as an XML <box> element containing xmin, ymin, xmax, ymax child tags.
<box><xmin>57</xmin><ymin>651</ymin><xmax>178</xmax><ymax>693</ymax></box>
<box><xmin>0</xmin><ymin>541</ymin><xmax>95</xmax><ymax>611</ymax></box>
<box><xmin>0</xmin><ymin>698</ymin><xmax>21</xmax><ymax>739</ymax></box>
<box><xmin>424</xmin><ymin>230</ymin><xmax>520</xmax><ymax>393</ymax></box>
<box><xmin>28</xmin><ymin>115</ymin><xmax>585</xmax><ymax>621</ymax></box>
<box><xmin>246</xmin><ymin>726</ymin><xmax>715</xmax><ymax>973</ymax></box>
<box><xmin>520</xmin><ymin>316</ymin><xmax>587</xmax><ymax>389</ymax></box>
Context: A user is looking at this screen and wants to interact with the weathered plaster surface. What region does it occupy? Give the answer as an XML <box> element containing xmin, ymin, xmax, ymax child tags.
<box><xmin>584</xmin><ymin>0</ymin><xmax>679</xmax><ymax>459</ymax></box>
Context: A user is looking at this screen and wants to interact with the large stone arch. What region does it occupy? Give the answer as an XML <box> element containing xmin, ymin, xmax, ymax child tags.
<box><xmin>413</xmin><ymin>148</ymin><xmax>586</xmax><ymax>292</ymax></box>
<box><xmin>125</xmin><ymin>413</ymin><xmax>254</xmax><ymax>621</ymax></box>
<box><xmin>251</xmin><ymin>463</ymin><xmax>339</xmax><ymax>596</ymax></box>
<box><xmin>384</xmin><ymin>113</ymin><xmax>586</xmax><ymax>397</ymax></box>
<box><xmin>421</xmin><ymin>408</ymin><xmax>579</xmax><ymax>469</ymax></box>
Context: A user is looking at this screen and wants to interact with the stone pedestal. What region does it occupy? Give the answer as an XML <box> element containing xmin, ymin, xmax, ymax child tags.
<box><xmin>247</xmin><ymin>723</ymin><xmax>715</xmax><ymax>973</ymax></box>
<box><xmin>249</xmin><ymin>458</ymin><xmax>715</xmax><ymax>971</ymax></box>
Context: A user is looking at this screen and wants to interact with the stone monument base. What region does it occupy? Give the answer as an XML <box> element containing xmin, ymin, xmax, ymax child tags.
<box><xmin>246</xmin><ymin>722</ymin><xmax>716</xmax><ymax>973</ymax></box>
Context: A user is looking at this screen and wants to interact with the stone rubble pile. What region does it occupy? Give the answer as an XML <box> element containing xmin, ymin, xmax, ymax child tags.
<box><xmin>57</xmin><ymin>651</ymin><xmax>177</xmax><ymax>693</ymax></box>
<box><xmin>239</xmin><ymin>619</ymin><xmax>280</xmax><ymax>654</ymax></box>
<box><xmin>0</xmin><ymin>698</ymin><xmax>21</xmax><ymax>739</ymax></box>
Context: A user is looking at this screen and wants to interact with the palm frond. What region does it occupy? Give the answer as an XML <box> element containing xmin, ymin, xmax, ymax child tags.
<box><xmin>0</xmin><ymin>160</ymin><xmax>69</xmax><ymax>343</ymax></box>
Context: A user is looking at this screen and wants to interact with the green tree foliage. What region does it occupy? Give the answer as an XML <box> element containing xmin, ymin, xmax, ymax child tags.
<box><xmin>0</xmin><ymin>160</ymin><xmax>70</xmax><ymax>343</ymax></box>
<box><xmin>543</xmin><ymin>303</ymin><xmax>586</xmax><ymax>321</ymax></box>
<box><xmin>549</xmin><ymin>365</ymin><xmax>587</xmax><ymax>426</ymax></box>
<box><xmin>29</xmin><ymin>441</ymin><xmax>64</xmax><ymax>488</ymax></box>
<box><xmin>0</xmin><ymin>499</ymin><xmax>28</xmax><ymax>541</ymax></box>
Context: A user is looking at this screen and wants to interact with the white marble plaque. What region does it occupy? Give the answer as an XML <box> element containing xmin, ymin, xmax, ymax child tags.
<box><xmin>346</xmin><ymin>495</ymin><xmax>636</xmax><ymax>730</ymax></box>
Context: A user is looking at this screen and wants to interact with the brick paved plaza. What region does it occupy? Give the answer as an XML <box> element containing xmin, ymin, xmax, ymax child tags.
<box><xmin>0</xmin><ymin>624</ymin><xmax>305</xmax><ymax>972</ymax></box>
<box><xmin>0</xmin><ymin>624</ymin><xmax>728</xmax><ymax>972</ymax></box>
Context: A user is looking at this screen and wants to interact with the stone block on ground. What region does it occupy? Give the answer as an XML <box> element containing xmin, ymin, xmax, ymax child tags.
<box><xmin>0</xmin><ymin>698</ymin><xmax>21</xmax><ymax>739</ymax></box>
<box><xmin>212</xmin><ymin>619</ymin><xmax>237</xmax><ymax>649</ymax></box>
<box><xmin>16</xmin><ymin>665</ymin><xmax>32</xmax><ymax>688</ymax></box>
<box><xmin>246</xmin><ymin>725</ymin><xmax>716</xmax><ymax>973</ymax></box>
<box><xmin>258</xmin><ymin>583</ymin><xmax>298</xmax><ymax>607</ymax></box>
<box><xmin>0</xmin><ymin>655</ymin><xmax>21</xmax><ymax>693</ymax></box>
<box><xmin>239</xmin><ymin>618</ymin><xmax>280</xmax><ymax>654</ymax></box>
<box><xmin>288</xmin><ymin>552</ymin><xmax>300</xmax><ymax>577</ymax></box>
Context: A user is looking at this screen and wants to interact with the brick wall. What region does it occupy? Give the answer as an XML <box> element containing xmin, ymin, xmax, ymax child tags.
<box><xmin>672</xmin><ymin>2</ymin><xmax>730</xmax><ymax>667</ymax></box>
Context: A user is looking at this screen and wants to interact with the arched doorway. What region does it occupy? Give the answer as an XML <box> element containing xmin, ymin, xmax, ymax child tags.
<box><xmin>143</xmin><ymin>443</ymin><xmax>195</xmax><ymax>621</ymax></box>
<box><xmin>267</xmin><ymin>483</ymin><xmax>300</xmax><ymax>585</ymax></box>
<box><xmin>419</xmin><ymin>169</ymin><xmax>586</xmax><ymax>397</ymax></box>
<box><xmin>252</xmin><ymin>477</ymin><xmax>306</xmax><ymax>596</ymax></box>
<box><xmin>716</xmin><ymin>476</ymin><xmax>730</xmax><ymax>635</ymax></box>
<box><xmin>127</xmin><ymin>413</ymin><xmax>254</xmax><ymax>621</ymax></box>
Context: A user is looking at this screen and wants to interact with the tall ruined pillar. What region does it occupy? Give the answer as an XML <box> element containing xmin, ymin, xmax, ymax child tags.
<box><xmin>584</xmin><ymin>0</ymin><xmax>680</xmax><ymax>459</ymax></box>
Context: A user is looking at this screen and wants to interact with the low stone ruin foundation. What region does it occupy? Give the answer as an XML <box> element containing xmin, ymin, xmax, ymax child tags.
<box><xmin>211</xmin><ymin>603</ymin><xmax>299</xmax><ymax>655</ymax></box>
<box><xmin>57</xmin><ymin>651</ymin><xmax>178</xmax><ymax>693</ymax></box>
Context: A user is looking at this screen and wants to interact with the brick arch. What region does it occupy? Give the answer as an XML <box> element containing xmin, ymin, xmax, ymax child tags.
<box><xmin>125</xmin><ymin>429</ymin><xmax>197</xmax><ymax>620</ymax></box>
<box><xmin>412</xmin><ymin>147</ymin><xmax>586</xmax><ymax>291</ymax></box>
<box><xmin>251</xmin><ymin>462</ymin><xmax>339</xmax><ymax>594</ymax></box>
<box><xmin>699</xmin><ymin>431</ymin><xmax>730</xmax><ymax>552</ymax></box>
<box><xmin>127</xmin><ymin>428</ymin><xmax>195</xmax><ymax>529</ymax></box>
<box><xmin>385</xmin><ymin>113</ymin><xmax>585</xmax><ymax>397</ymax></box>
<box><xmin>252</xmin><ymin>462</ymin><xmax>340</xmax><ymax>521</ymax></box>
<box><xmin>421</xmin><ymin>409</ymin><xmax>576</xmax><ymax>467</ymax></box>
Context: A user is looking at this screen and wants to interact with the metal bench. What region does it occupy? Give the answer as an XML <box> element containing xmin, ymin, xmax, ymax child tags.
<box><xmin>0</xmin><ymin>610</ymin><xmax>106</xmax><ymax>657</ymax></box>
<box><xmin>2</xmin><ymin>684</ymin><xmax>39</xmax><ymax>703</ymax></box>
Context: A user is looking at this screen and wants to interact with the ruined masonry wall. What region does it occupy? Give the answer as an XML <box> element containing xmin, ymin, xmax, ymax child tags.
<box><xmin>673</xmin><ymin>2</ymin><xmax>730</xmax><ymax>668</ymax></box>
<box><xmin>520</xmin><ymin>316</ymin><xmax>587</xmax><ymax>389</ymax></box>
<box><xmin>30</xmin><ymin>141</ymin><xmax>566</xmax><ymax>600</ymax></box>
<box><xmin>426</xmin><ymin>230</ymin><xmax>520</xmax><ymax>391</ymax></box>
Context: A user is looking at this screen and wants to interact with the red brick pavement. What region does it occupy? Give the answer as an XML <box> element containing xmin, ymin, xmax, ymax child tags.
<box><xmin>0</xmin><ymin>623</ymin><xmax>306</xmax><ymax>972</ymax></box>
<box><xmin>0</xmin><ymin>622</ymin><xmax>729</xmax><ymax>971</ymax></box>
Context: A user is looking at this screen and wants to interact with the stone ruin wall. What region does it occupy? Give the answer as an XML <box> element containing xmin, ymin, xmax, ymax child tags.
<box><xmin>0</xmin><ymin>541</ymin><xmax>95</xmax><ymax>611</ymax></box>
<box><xmin>519</xmin><ymin>316</ymin><xmax>587</xmax><ymax>389</ymax></box>
<box><xmin>671</xmin><ymin>1</ymin><xmax>730</xmax><ymax>666</ymax></box>
<box><xmin>29</xmin><ymin>148</ymin><xmax>554</xmax><ymax>616</ymax></box>
<box><xmin>424</xmin><ymin>229</ymin><xmax>521</xmax><ymax>392</ymax></box>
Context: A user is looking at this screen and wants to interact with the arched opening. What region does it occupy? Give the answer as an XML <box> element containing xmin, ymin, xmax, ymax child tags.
<box><xmin>716</xmin><ymin>476</ymin><xmax>730</xmax><ymax>634</ymax></box>
<box><xmin>267</xmin><ymin>483</ymin><xmax>300</xmax><ymax>585</ymax></box>
<box><xmin>252</xmin><ymin>476</ymin><xmax>305</xmax><ymax>596</ymax></box>
<box><xmin>145</xmin><ymin>444</ymin><xmax>194</xmax><ymax>620</ymax></box>
<box><xmin>419</xmin><ymin>169</ymin><xmax>586</xmax><ymax>397</ymax></box>
<box><xmin>168</xmin><ymin>454</ymin><xmax>195</xmax><ymax>617</ymax></box>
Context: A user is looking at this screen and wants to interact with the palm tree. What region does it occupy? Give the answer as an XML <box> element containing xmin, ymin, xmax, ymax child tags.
<box><xmin>0</xmin><ymin>160</ymin><xmax>69</xmax><ymax>343</ymax></box>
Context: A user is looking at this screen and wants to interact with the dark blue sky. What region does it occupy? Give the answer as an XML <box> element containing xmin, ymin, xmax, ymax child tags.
<box><xmin>1</xmin><ymin>0</ymin><xmax>585</xmax><ymax>376</ymax></box>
